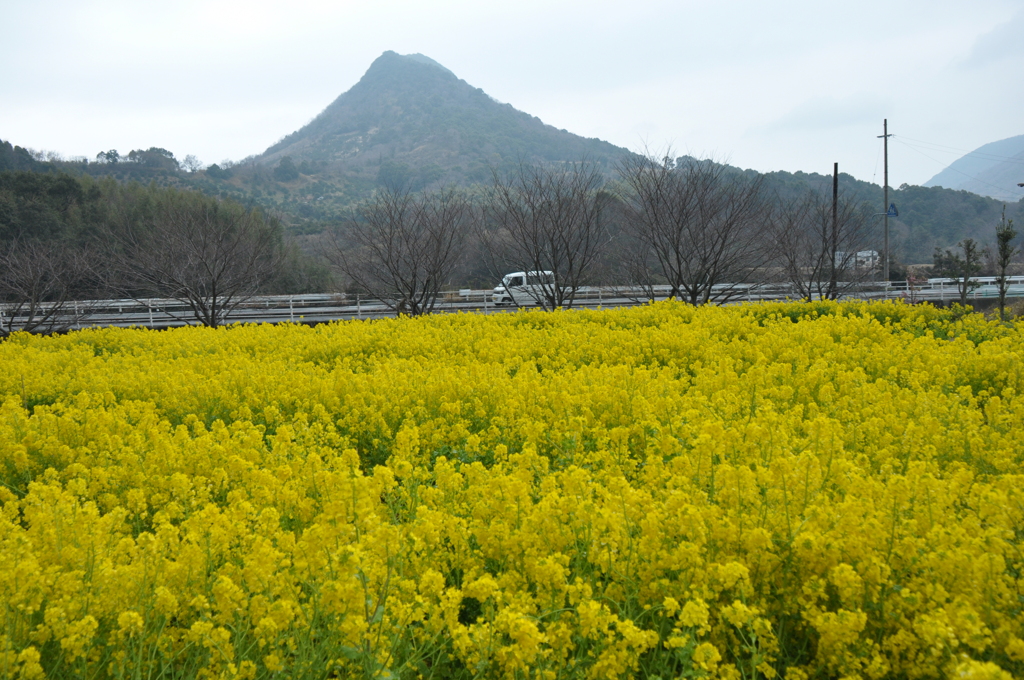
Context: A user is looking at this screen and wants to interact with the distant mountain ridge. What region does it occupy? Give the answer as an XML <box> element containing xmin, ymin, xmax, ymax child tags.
<box><xmin>5</xmin><ymin>51</ymin><xmax>1023</xmax><ymax>265</ymax></box>
<box><xmin>260</xmin><ymin>51</ymin><xmax>628</xmax><ymax>188</ymax></box>
<box><xmin>924</xmin><ymin>134</ymin><xmax>1024</xmax><ymax>202</ymax></box>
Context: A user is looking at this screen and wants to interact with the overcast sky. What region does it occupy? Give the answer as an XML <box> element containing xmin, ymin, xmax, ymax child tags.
<box><xmin>3</xmin><ymin>0</ymin><xmax>1023</xmax><ymax>187</ymax></box>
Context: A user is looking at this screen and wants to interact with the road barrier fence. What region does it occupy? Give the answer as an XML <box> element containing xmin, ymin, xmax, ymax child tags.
<box><xmin>4</xmin><ymin>277</ymin><xmax>1024</xmax><ymax>331</ymax></box>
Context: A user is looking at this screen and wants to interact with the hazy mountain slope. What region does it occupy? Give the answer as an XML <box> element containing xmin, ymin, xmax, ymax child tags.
<box><xmin>260</xmin><ymin>51</ymin><xmax>628</xmax><ymax>186</ymax></box>
<box><xmin>924</xmin><ymin>134</ymin><xmax>1024</xmax><ymax>202</ymax></box>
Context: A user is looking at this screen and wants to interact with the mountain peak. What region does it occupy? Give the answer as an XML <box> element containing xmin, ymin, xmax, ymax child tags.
<box><xmin>396</xmin><ymin>52</ymin><xmax>456</xmax><ymax>77</ymax></box>
<box><xmin>363</xmin><ymin>50</ymin><xmax>458</xmax><ymax>82</ymax></box>
<box><xmin>259</xmin><ymin>51</ymin><xmax>626</xmax><ymax>190</ymax></box>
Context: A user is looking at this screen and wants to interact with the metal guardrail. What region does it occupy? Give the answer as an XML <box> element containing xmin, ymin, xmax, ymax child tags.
<box><xmin>3</xmin><ymin>277</ymin><xmax>1023</xmax><ymax>332</ymax></box>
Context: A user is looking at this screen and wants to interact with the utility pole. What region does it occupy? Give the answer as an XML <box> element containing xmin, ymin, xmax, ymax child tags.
<box><xmin>831</xmin><ymin>162</ymin><xmax>838</xmax><ymax>298</ymax></box>
<box><xmin>878</xmin><ymin>119</ymin><xmax>892</xmax><ymax>282</ymax></box>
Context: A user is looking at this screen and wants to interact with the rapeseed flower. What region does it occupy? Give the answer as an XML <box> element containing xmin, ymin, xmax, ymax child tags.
<box><xmin>0</xmin><ymin>301</ymin><xmax>1021</xmax><ymax>678</ymax></box>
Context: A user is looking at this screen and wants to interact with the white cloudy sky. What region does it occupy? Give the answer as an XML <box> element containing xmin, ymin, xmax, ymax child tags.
<box><xmin>2</xmin><ymin>0</ymin><xmax>1023</xmax><ymax>186</ymax></box>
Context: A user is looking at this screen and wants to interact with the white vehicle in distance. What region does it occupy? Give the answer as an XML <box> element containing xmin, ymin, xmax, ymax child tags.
<box><xmin>492</xmin><ymin>270</ymin><xmax>556</xmax><ymax>306</ymax></box>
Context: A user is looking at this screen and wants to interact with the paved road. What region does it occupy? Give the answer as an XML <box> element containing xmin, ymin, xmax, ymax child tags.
<box><xmin>8</xmin><ymin>280</ymin><xmax>1024</xmax><ymax>332</ymax></box>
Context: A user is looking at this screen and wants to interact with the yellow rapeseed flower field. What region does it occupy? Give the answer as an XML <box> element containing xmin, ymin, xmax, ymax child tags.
<box><xmin>0</xmin><ymin>301</ymin><xmax>1022</xmax><ymax>680</ymax></box>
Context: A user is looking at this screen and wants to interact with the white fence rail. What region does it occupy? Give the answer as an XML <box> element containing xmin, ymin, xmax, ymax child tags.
<box><xmin>3</xmin><ymin>277</ymin><xmax>1023</xmax><ymax>332</ymax></box>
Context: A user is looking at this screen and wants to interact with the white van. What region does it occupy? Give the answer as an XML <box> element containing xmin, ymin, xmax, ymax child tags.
<box><xmin>492</xmin><ymin>271</ymin><xmax>556</xmax><ymax>306</ymax></box>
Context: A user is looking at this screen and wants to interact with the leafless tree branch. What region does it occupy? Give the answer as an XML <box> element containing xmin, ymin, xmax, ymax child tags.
<box><xmin>109</xmin><ymin>191</ymin><xmax>282</xmax><ymax>327</ymax></box>
<box><xmin>326</xmin><ymin>186</ymin><xmax>471</xmax><ymax>315</ymax></box>
<box><xmin>483</xmin><ymin>159</ymin><xmax>607</xmax><ymax>310</ymax></box>
<box><xmin>767</xmin><ymin>189</ymin><xmax>875</xmax><ymax>300</ymax></box>
<box><xmin>0</xmin><ymin>239</ymin><xmax>98</xmax><ymax>338</ymax></box>
<box><xmin>617</xmin><ymin>152</ymin><xmax>771</xmax><ymax>305</ymax></box>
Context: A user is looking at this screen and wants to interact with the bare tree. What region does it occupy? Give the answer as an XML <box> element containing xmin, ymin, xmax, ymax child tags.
<box><xmin>111</xmin><ymin>191</ymin><xmax>282</xmax><ymax>327</ymax></box>
<box><xmin>181</xmin><ymin>155</ymin><xmax>203</xmax><ymax>174</ymax></box>
<box><xmin>326</xmin><ymin>186</ymin><xmax>470</xmax><ymax>316</ymax></box>
<box><xmin>483</xmin><ymin>160</ymin><xmax>606</xmax><ymax>310</ymax></box>
<box><xmin>617</xmin><ymin>153</ymin><xmax>770</xmax><ymax>305</ymax></box>
<box><xmin>768</xmin><ymin>189</ymin><xmax>875</xmax><ymax>300</ymax></box>
<box><xmin>0</xmin><ymin>240</ymin><xmax>96</xmax><ymax>338</ymax></box>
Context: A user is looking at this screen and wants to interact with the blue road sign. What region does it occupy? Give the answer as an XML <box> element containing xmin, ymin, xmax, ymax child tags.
<box><xmin>886</xmin><ymin>203</ymin><xmax>898</xmax><ymax>217</ymax></box>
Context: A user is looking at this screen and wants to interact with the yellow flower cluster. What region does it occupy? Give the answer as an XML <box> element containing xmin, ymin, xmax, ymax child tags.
<box><xmin>0</xmin><ymin>301</ymin><xmax>1022</xmax><ymax>679</ymax></box>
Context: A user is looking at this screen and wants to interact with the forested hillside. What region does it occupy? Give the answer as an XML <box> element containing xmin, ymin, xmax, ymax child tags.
<box><xmin>758</xmin><ymin>167</ymin><xmax>1024</xmax><ymax>263</ymax></box>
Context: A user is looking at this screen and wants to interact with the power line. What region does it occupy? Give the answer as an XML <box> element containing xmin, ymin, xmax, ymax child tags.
<box><xmin>895</xmin><ymin>135</ymin><xmax>1024</xmax><ymax>166</ymax></box>
<box><xmin>895</xmin><ymin>138</ymin><xmax>1017</xmax><ymax>196</ymax></box>
<box><xmin>872</xmin><ymin>136</ymin><xmax>883</xmax><ymax>185</ymax></box>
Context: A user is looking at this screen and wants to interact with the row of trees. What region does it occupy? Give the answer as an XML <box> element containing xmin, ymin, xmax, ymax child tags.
<box><xmin>4</xmin><ymin>154</ymin><xmax>1016</xmax><ymax>336</ymax></box>
<box><xmin>0</xmin><ymin>175</ymin><xmax>286</xmax><ymax>337</ymax></box>
<box><xmin>327</xmin><ymin>153</ymin><xmax>881</xmax><ymax>315</ymax></box>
